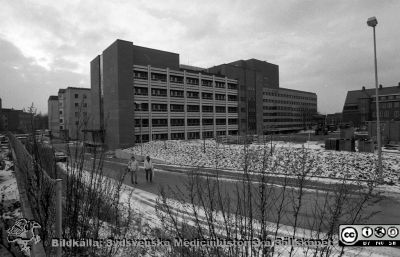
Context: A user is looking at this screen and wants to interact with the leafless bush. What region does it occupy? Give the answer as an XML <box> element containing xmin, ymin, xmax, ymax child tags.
<box><xmin>156</xmin><ymin>142</ymin><xmax>379</xmax><ymax>257</ymax></box>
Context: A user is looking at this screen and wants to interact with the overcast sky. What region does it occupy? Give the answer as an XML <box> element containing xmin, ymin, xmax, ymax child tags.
<box><xmin>0</xmin><ymin>0</ymin><xmax>399</xmax><ymax>114</ymax></box>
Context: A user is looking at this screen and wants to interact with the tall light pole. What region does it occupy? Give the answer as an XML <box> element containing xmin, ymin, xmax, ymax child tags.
<box><xmin>367</xmin><ymin>16</ymin><xmax>383</xmax><ymax>182</ymax></box>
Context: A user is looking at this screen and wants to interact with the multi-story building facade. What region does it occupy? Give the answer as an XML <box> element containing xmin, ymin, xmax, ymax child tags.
<box><xmin>207</xmin><ymin>59</ymin><xmax>317</xmax><ymax>134</ymax></box>
<box><xmin>48</xmin><ymin>95</ymin><xmax>59</xmax><ymax>137</ymax></box>
<box><xmin>1</xmin><ymin>108</ymin><xmax>33</xmax><ymax>132</ymax></box>
<box><xmin>0</xmin><ymin>98</ymin><xmax>3</xmax><ymax>131</ymax></box>
<box><xmin>262</xmin><ymin>88</ymin><xmax>317</xmax><ymax>133</ymax></box>
<box><xmin>90</xmin><ymin>40</ymin><xmax>239</xmax><ymax>149</ymax></box>
<box><xmin>342</xmin><ymin>84</ymin><xmax>400</xmax><ymax>127</ymax></box>
<box><xmin>326</xmin><ymin>112</ymin><xmax>342</xmax><ymax>126</ymax></box>
<box><xmin>49</xmin><ymin>87</ymin><xmax>91</xmax><ymax>140</ymax></box>
<box><xmin>207</xmin><ymin>59</ymin><xmax>279</xmax><ymax>135</ymax></box>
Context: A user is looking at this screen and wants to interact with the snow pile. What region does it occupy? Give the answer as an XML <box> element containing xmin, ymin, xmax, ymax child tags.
<box><xmin>0</xmin><ymin>159</ymin><xmax>22</xmax><ymax>225</ymax></box>
<box><xmin>125</xmin><ymin>140</ymin><xmax>400</xmax><ymax>185</ymax></box>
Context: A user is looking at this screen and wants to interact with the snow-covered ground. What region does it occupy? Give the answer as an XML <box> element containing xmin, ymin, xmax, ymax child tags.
<box><xmin>0</xmin><ymin>154</ymin><xmax>22</xmax><ymax>229</ymax></box>
<box><xmin>58</xmin><ymin>162</ymin><xmax>399</xmax><ymax>257</ymax></box>
<box><xmin>125</xmin><ymin>140</ymin><xmax>400</xmax><ymax>186</ymax></box>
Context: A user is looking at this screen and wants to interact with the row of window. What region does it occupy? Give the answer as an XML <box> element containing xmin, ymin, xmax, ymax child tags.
<box><xmin>263</xmin><ymin>124</ymin><xmax>305</xmax><ymax>129</ymax></box>
<box><xmin>371</xmin><ymin>102</ymin><xmax>400</xmax><ymax>109</ymax></box>
<box><xmin>263</xmin><ymin>99</ymin><xmax>317</xmax><ymax>106</ymax></box>
<box><xmin>262</xmin><ymin>112</ymin><xmax>313</xmax><ymax>117</ymax></box>
<box><xmin>263</xmin><ymin>118</ymin><xmax>313</xmax><ymax>123</ymax></box>
<box><xmin>134</xmin><ymin>71</ymin><xmax>238</xmax><ymax>90</ymax></box>
<box><xmin>134</xmin><ymin>130</ymin><xmax>238</xmax><ymax>142</ymax></box>
<box><xmin>372</xmin><ymin>111</ymin><xmax>400</xmax><ymax>118</ymax></box>
<box><xmin>134</xmin><ymin>87</ymin><xmax>238</xmax><ymax>100</ymax></box>
<box><xmin>263</xmin><ymin>91</ymin><xmax>316</xmax><ymax>101</ymax></box>
<box><xmin>74</xmin><ymin>93</ymin><xmax>88</xmax><ymax>99</ymax></box>
<box><xmin>135</xmin><ymin>103</ymin><xmax>237</xmax><ymax>113</ymax></box>
<box><xmin>134</xmin><ymin>118</ymin><xmax>238</xmax><ymax>127</ymax></box>
<box><xmin>375</xmin><ymin>95</ymin><xmax>400</xmax><ymax>101</ymax></box>
<box><xmin>263</xmin><ymin>106</ymin><xmax>316</xmax><ymax>111</ymax></box>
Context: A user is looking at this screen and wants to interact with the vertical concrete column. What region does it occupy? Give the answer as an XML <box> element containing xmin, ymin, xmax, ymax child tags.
<box><xmin>147</xmin><ymin>65</ymin><xmax>152</xmax><ymax>141</ymax></box>
<box><xmin>183</xmin><ymin>71</ymin><xmax>188</xmax><ymax>140</ymax></box>
<box><xmin>167</xmin><ymin>68</ymin><xmax>171</xmax><ymax>140</ymax></box>
<box><xmin>225</xmin><ymin>77</ymin><xmax>229</xmax><ymax>136</ymax></box>
<box><xmin>212</xmin><ymin>75</ymin><xmax>216</xmax><ymax>138</ymax></box>
<box><xmin>198</xmin><ymin>71</ymin><xmax>203</xmax><ymax>140</ymax></box>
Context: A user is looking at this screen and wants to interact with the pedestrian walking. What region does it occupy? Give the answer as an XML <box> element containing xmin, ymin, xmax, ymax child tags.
<box><xmin>144</xmin><ymin>156</ymin><xmax>154</xmax><ymax>182</ymax></box>
<box><xmin>128</xmin><ymin>156</ymin><xmax>139</xmax><ymax>184</ymax></box>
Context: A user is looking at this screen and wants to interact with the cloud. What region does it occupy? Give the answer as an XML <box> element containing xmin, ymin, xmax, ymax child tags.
<box><xmin>0</xmin><ymin>0</ymin><xmax>399</xmax><ymax>114</ymax></box>
<box><xmin>0</xmin><ymin>38</ymin><xmax>87</xmax><ymax>113</ymax></box>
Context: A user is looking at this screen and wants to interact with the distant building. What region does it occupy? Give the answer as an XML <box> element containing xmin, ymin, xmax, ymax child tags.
<box><xmin>326</xmin><ymin>112</ymin><xmax>342</xmax><ymax>126</ymax></box>
<box><xmin>0</xmin><ymin>98</ymin><xmax>3</xmax><ymax>131</ymax></box>
<box><xmin>1</xmin><ymin>108</ymin><xmax>33</xmax><ymax>132</ymax></box>
<box><xmin>207</xmin><ymin>59</ymin><xmax>317</xmax><ymax>134</ymax></box>
<box><xmin>48</xmin><ymin>95</ymin><xmax>59</xmax><ymax>137</ymax></box>
<box><xmin>342</xmin><ymin>84</ymin><xmax>400</xmax><ymax>127</ymax></box>
<box><xmin>48</xmin><ymin>87</ymin><xmax>91</xmax><ymax>140</ymax></box>
<box><xmin>90</xmin><ymin>39</ymin><xmax>239</xmax><ymax>149</ymax></box>
<box><xmin>262</xmin><ymin>88</ymin><xmax>317</xmax><ymax>133</ymax></box>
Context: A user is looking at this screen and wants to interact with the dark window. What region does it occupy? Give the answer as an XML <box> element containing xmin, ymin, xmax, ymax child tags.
<box><xmin>203</xmin><ymin>131</ymin><xmax>213</xmax><ymax>138</ymax></box>
<box><xmin>215</xmin><ymin>81</ymin><xmax>225</xmax><ymax>88</ymax></box>
<box><xmin>83</xmin><ymin>94</ymin><xmax>87</xmax><ymax>99</ymax></box>
<box><xmin>187</xmin><ymin>91</ymin><xmax>199</xmax><ymax>99</ymax></box>
<box><xmin>134</xmin><ymin>119</ymin><xmax>149</xmax><ymax>127</ymax></box>
<box><xmin>152</xmin><ymin>119</ymin><xmax>168</xmax><ymax>127</ymax></box>
<box><xmin>151</xmin><ymin>104</ymin><xmax>167</xmax><ymax>112</ymax></box>
<box><xmin>134</xmin><ymin>102</ymin><xmax>149</xmax><ymax>111</ymax></box>
<box><xmin>151</xmin><ymin>88</ymin><xmax>167</xmax><ymax>97</ymax></box>
<box><xmin>228</xmin><ymin>83</ymin><xmax>238</xmax><ymax>90</ymax></box>
<box><xmin>202</xmin><ymin>119</ymin><xmax>213</xmax><ymax>125</ymax></box>
<box><xmin>74</xmin><ymin>93</ymin><xmax>79</xmax><ymax>98</ymax></box>
<box><xmin>202</xmin><ymin>106</ymin><xmax>213</xmax><ymax>112</ymax></box>
<box><xmin>134</xmin><ymin>71</ymin><xmax>148</xmax><ymax>80</ymax></box>
<box><xmin>151</xmin><ymin>73</ymin><xmax>166</xmax><ymax>82</ymax></box>
<box><xmin>202</xmin><ymin>92</ymin><xmax>213</xmax><ymax>100</ymax></box>
<box><xmin>171</xmin><ymin>119</ymin><xmax>184</xmax><ymax>126</ymax></box>
<box><xmin>187</xmin><ymin>132</ymin><xmax>200</xmax><ymax>139</ymax></box>
<box><xmin>170</xmin><ymin>90</ymin><xmax>184</xmax><ymax>98</ymax></box>
<box><xmin>74</xmin><ymin>103</ymin><xmax>79</xmax><ymax>107</ymax></box>
<box><xmin>201</xmin><ymin>79</ymin><xmax>213</xmax><ymax>87</ymax></box>
<box><xmin>170</xmin><ymin>75</ymin><xmax>184</xmax><ymax>84</ymax></box>
<box><xmin>187</xmin><ymin>119</ymin><xmax>200</xmax><ymax>126</ymax></box>
<box><xmin>216</xmin><ymin>119</ymin><xmax>226</xmax><ymax>125</ymax></box>
<box><xmin>186</xmin><ymin>77</ymin><xmax>199</xmax><ymax>85</ymax></box>
<box><xmin>216</xmin><ymin>106</ymin><xmax>226</xmax><ymax>113</ymax></box>
<box><xmin>228</xmin><ymin>107</ymin><xmax>238</xmax><ymax>113</ymax></box>
<box><xmin>152</xmin><ymin>133</ymin><xmax>168</xmax><ymax>140</ymax></box>
<box><xmin>228</xmin><ymin>118</ymin><xmax>238</xmax><ymax>125</ymax></box>
<box><xmin>228</xmin><ymin>95</ymin><xmax>238</xmax><ymax>101</ymax></box>
<box><xmin>170</xmin><ymin>104</ymin><xmax>184</xmax><ymax>112</ymax></box>
<box><xmin>215</xmin><ymin>94</ymin><xmax>226</xmax><ymax>101</ymax></box>
<box><xmin>134</xmin><ymin>87</ymin><xmax>148</xmax><ymax>96</ymax></box>
<box><xmin>187</xmin><ymin>105</ymin><xmax>200</xmax><ymax>112</ymax></box>
<box><xmin>217</xmin><ymin>131</ymin><xmax>226</xmax><ymax>136</ymax></box>
<box><xmin>171</xmin><ymin>133</ymin><xmax>185</xmax><ymax>140</ymax></box>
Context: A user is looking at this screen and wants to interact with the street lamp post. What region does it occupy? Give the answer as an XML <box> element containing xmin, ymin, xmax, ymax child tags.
<box><xmin>367</xmin><ymin>16</ymin><xmax>383</xmax><ymax>182</ymax></box>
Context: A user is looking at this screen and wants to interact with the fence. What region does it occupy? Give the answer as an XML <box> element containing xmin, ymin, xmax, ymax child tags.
<box><xmin>8</xmin><ymin>133</ymin><xmax>58</xmax><ymax>256</ymax></box>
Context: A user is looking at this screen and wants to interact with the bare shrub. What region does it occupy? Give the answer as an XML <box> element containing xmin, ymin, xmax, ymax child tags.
<box><xmin>156</xmin><ymin>142</ymin><xmax>379</xmax><ymax>257</ymax></box>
